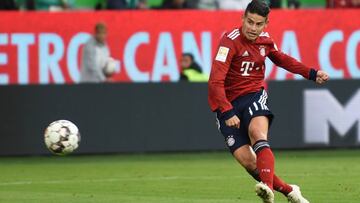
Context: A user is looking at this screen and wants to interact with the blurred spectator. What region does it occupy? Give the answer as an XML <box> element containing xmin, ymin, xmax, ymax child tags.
<box><xmin>31</xmin><ymin>0</ymin><xmax>75</xmax><ymax>11</ymax></box>
<box><xmin>136</xmin><ymin>0</ymin><xmax>149</xmax><ymax>9</ymax></box>
<box><xmin>327</xmin><ymin>0</ymin><xmax>360</xmax><ymax>7</ymax></box>
<box><xmin>106</xmin><ymin>0</ymin><xmax>128</xmax><ymax>9</ymax></box>
<box><xmin>80</xmin><ymin>23</ymin><xmax>114</xmax><ymax>83</ymax></box>
<box><xmin>195</xmin><ymin>0</ymin><xmax>219</xmax><ymax>9</ymax></box>
<box><xmin>25</xmin><ymin>0</ymin><xmax>35</xmax><ymax>10</ymax></box>
<box><xmin>159</xmin><ymin>0</ymin><xmax>193</xmax><ymax>9</ymax></box>
<box><xmin>195</xmin><ymin>0</ymin><xmax>250</xmax><ymax>10</ymax></box>
<box><xmin>218</xmin><ymin>0</ymin><xmax>251</xmax><ymax>10</ymax></box>
<box><xmin>197</xmin><ymin>0</ymin><xmax>300</xmax><ymax>10</ymax></box>
<box><xmin>0</xmin><ymin>0</ymin><xmax>18</xmax><ymax>10</ymax></box>
<box><xmin>180</xmin><ymin>53</ymin><xmax>208</xmax><ymax>82</ymax></box>
<box><xmin>268</xmin><ymin>0</ymin><xmax>281</xmax><ymax>8</ymax></box>
<box><xmin>287</xmin><ymin>0</ymin><xmax>300</xmax><ymax>8</ymax></box>
<box><xmin>97</xmin><ymin>0</ymin><xmax>149</xmax><ymax>10</ymax></box>
<box><xmin>128</xmin><ymin>0</ymin><xmax>149</xmax><ymax>9</ymax></box>
<box><xmin>269</xmin><ymin>0</ymin><xmax>300</xmax><ymax>9</ymax></box>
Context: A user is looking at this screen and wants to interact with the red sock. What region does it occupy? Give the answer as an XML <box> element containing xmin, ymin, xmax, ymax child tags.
<box><xmin>256</xmin><ymin>147</ymin><xmax>274</xmax><ymax>190</ymax></box>
<box><xmin>273</xmin><ymin>174</ymin><xmax>293</xmax><ymax>195</ymax></box>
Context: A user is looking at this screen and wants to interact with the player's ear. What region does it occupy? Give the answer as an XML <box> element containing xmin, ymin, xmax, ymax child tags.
<box><xmin>264</xmin><ymin>18</ymin><xmax>269</xmax><ymax>28</ymax></box>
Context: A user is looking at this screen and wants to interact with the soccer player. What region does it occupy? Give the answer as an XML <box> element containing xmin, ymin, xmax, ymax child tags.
<box><xmin>208</xmin><ymin>1</ymin><xmax>329</xmax><ymax>203</ymax></box>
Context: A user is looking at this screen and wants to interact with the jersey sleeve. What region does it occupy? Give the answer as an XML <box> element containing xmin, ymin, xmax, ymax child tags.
<box><xmin>208</xmin><ymin>34</ymin><xmax>237</xmax><ymax>119</ymax></box>
<box><xmin>267</xmin><ymin>39</ymin><xmax>317</xmax><ymax>81</ymax></box>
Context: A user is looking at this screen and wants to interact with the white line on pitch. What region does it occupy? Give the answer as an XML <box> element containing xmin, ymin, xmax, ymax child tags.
<box><xmin>0</xmin><ymin>175</ymin><xmax>245</xmax><ymax>186</ymax></box>
<box><xmin>0</xmin><ymin>173</ymin><xmax>312</xmax><ymax>186</ymax></box>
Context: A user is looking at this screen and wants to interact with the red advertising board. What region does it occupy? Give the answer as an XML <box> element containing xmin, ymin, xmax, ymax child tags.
<box><xmin>0</xmin><ymin>10</ymin><xmax>359</xmax><ymax>84</ymax></box>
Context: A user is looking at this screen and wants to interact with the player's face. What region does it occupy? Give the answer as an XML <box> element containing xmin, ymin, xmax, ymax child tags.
<box><xmin>95</xmin><ymin>29</ymin><xmax>107</xmax><ymax>44</ymax></box>
<box><xmin>242</xmin><ymin>12</ymin><xmax>268</xmax><ymax>41</ymax></box>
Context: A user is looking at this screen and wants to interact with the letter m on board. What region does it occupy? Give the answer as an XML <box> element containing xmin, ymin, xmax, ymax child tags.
<box><xmin>304</xmin><ymin>89</ymin><xmax>360</xmax><ymax>144</ymax></box>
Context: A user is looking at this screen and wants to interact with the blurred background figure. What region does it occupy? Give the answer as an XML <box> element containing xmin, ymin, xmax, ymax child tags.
<box><xmin>22</xmin><ymin>0</ymin><xmax>75</xmax><ymax>11</ymax></box>
<box><xmin>10</xmin><ymin>0</ymin><xmax>338</xmax><ymax>10</ymax></box>
<box><xmin>80</xmin><ymin>23</ymin><xmax>115</xmax><ymax>83</ymax></box>
<box><xmin>268</xmin><ymin>0</ymin><xmax>282</xmax><ymax>8</ymax></box>
<box><xmin>327</xmin><ymin>0</ymin><xmax>360</xmax><ymax>7</ymax></box>
<box><xmin>180</xmin><ymin>53</ymin><xmax>208</xmax><ymax>82</ymax></box>
<box><xmin>195</xmin><ymin>0</ymin><xmax>251</xmax><ymax>10</ymax></box>
<box><xmin>0</xmin><ymin>0</ymin><xmax>18</xmax><ymax>10</ymax></box>
<box><xmin>95</xmin><ymin>0</ymin><xmax>150</xmax><ymax>10</ymax></box>
<box><xmin>195</xmin><ymin>0</ymin><xmax>218</xmax><ymax>9</ymax></box>
<box><xmin>268</xmin><ymin>0</ymin><xmax>301</xmax><ymax>9</ymax></box>
<box><xmin>287</xmin><ymin>0</ymin><xmax>301</xmax><ymax>8</ymax></box>
<box><xmin>159</xmin><ymin>0</ymin><xmax>193</xmax><ymax>9</ymax></box>
<box><xmin>195</xmin><ymin>0</ymin><xmax>301</xmax><ymax>10</ymax></box>
<box><xmin>218</xmin><ymin>0</ymin><xmax>252</xmax><ymax>10</ymax></box>
<box><xmin>135</xmin><ymin>0</ymin><xmax>149</xmax><ymax>9</ymax></box>
<box><xmin>106</xmin><ymin>0</ymin><xmax>128</xmax><ymax>9</ymax></box>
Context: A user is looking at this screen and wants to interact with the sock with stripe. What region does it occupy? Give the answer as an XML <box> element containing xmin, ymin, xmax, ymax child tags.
<box><xmin>253</xmin><ymin>140</ymin><xmax>274</xmax><ymax>190</ymax></box>
<box><xmin>247</xmin><ymin>169</ymin><xmax>293</xmax><ymax>196</ymax></box>
<box><xmin>273</xmin><ymin>174</ymin><xmax>293</xmax><ymax>195</ymax></box>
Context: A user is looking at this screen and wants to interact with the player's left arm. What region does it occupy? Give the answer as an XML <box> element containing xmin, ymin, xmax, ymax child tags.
<box><xmin>268</xmin><ymin>41</ymin><xmax>329</xmax><ymax>84</ymax></box>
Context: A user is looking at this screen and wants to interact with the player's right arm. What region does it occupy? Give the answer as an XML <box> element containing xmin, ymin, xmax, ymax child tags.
<box><xmin>208</xmin><ymin>33</ymin><xmax>240</xmax><ymax>128</ymax></box>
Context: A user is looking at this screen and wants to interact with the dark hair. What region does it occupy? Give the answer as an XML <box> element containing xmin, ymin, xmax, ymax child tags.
<box><xmin>245</xmin><ymin>0</ymin><xmax>270</xmax><ymax>18</ymax></box>
<box><xmin>182</xmin><ymin>53</ymin><xmax>194</xmax><ymax>61</ymax></box>
<box><xmin>95</xmin><ymin>22</ymin><xmax>107</xmax><ymax>33</ymax></box>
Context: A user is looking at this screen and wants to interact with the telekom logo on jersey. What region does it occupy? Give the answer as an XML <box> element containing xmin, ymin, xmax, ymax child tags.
<box><xmin>304</xmin><ymin>89</ymin><xmax>360</xmax><ymax>144</ymax></box>
<box><xmin>241</xmin><ymin>61</ymin><xmax>262</xmax><ymax>76</ymax></box>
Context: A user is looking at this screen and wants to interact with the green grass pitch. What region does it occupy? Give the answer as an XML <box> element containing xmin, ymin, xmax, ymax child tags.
<box><xmin>0</xmin><ymin>150</ymin><xmax>359</xmax><ymax>203</ymax></box>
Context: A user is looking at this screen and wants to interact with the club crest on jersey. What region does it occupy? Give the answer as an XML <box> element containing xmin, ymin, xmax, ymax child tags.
<box><xmin>226</xmin><ymin>135</ymin><xmax>235</xmax><ymax>147</ymax></box>
<box><xmin>259</xmin><ymin>46</ymin><xmax>266</xmax><ymax>57</ymax></box>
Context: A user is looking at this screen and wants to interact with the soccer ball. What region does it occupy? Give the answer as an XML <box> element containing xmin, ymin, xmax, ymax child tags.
<box><xmin>44</xmin><ymin>120</ymin><xmax>81</xmax><ymax>155</ymax></box>
<box><xmin>103</xmin><ymin>57</ymin><xmax>116</xmax><ymax>77</ymax></box>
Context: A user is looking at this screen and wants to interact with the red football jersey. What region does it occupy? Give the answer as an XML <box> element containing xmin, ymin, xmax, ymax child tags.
<box><xmin>208</xmin><ymin>27</ymin><xmax>315</xmax><ymax>115</ymax></box>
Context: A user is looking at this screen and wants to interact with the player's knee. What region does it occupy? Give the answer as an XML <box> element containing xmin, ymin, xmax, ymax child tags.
<box><xmin>252</xmin><ymin>140</ymin><xmax>270</xmax><ymax>154</ymax></box>
<box><xmin>248</xmin><ymin>127</ymin><xmax>267</xmax><ymax>142</ymax></box>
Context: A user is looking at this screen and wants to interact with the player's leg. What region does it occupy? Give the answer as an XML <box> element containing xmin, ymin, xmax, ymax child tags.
<box><xmin>247</xmin><ymin>116</ymin><xmax>275</xmax><ymax>203</ymax></box>
<box><xmin>248</xmin><ymin>116</ymin><xmax>274</xmax><ymax>188</ymax></box>
<box><xmin>219</xmin><ymin>122</ymin><xmax>301</xmax><ymax>202</ymax></box>
<box><xmin>247</xmin><ymin>117</ymin><xmax>309</xmax><ymax>203</ymax></box>
<box><xmin>232</xmin><ymin>143</ymin><xmax>293</xmax><ymax>203</ymax></box>
<box><xmin>232</xmin><ymin>145</ymin><xmax>293</xmax><ymax>196</ymax></box>
<box><xmin>216</xmin><ymin>109</ymin><xmax>261</xmax><ymax>181</ymax></box>
<box><xmin>241</xmin><ymin>90</ymin><xmax>309</xmax><ymax>203</ymax></box>
<box><xmin>232</xmin><ymin>144</ymin><xmax>258</xmax><ymax>178</ymax></box>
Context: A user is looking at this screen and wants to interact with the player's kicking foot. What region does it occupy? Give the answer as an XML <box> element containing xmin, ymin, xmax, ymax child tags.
<box><xmin>255</xmin><ymin>182</ymin><xmax>274</xmax><ymax>203</ymax></box>
<box><xmin>287</xmin><ymin>185</ymin><xmax>310</xmax><ymax>203</ymax></box>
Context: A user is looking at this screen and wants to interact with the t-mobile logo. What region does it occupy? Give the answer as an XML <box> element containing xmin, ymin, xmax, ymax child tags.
<box><xmin>241</xmin><ymin>61</ymin><xmax>261</xmax><ymax>76</ymax></box>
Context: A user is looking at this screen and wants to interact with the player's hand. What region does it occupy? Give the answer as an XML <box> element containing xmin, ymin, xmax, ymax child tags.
<box><xmin>225</xmin><ymin>115</ymin><xmax>240</xmax><ymax>129</ymax></box>
<box><xmin>316</xmin><ymin>70</ymin><xmax>329</xmax><ymax>84</ymax></box>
